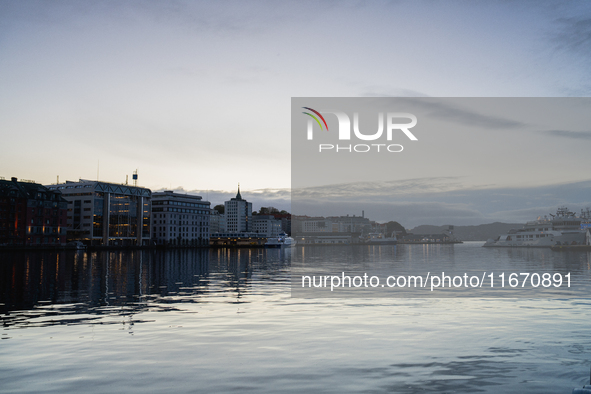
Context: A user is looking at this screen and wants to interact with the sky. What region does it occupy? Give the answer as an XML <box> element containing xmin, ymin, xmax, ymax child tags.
<box><xmin>1</xmin><ymin>0</ymin><xmax>590</xmax><ymax>217</ymax></box>
<box><xmin>291</xmin><ymin>97</ymin><xmax>591</xmax><ymax>227</ymax></box>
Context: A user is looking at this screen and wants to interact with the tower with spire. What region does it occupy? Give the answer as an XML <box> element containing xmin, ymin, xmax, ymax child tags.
<box><xmin>225</xmin><ymin>183</ymin><xmax>252</xmax><ymax>232</ymax></box>
<box><xmin>233</xmin><ymin>183</ymin><xmax>243</xmax><ymax>201</ymax></box>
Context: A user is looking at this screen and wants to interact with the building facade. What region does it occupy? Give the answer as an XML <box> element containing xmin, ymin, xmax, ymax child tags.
<box><xmin>209</xmin><ymin>232</ymin><xmax>267</xmax><ymax>247</ymax></box>
<box><xmin>292</xmin><ymin>213</ymin><xmax>374</xmax><ymax>245</ymax></box>
<box><xmin>209</xmin><ymin>209</ymin><xmax>225</xmax><ymax>234</ymax></box>
<box><xmin>398</xmin><ymin>233</ymin><xmax>454</xmax><ymax>244</ymax></box>
<box><xmin>224</xmin><ymin>186</ymin><xmax>252</xmax><ymax>233</ymax></box>
<box><xmin>272</xmin><ymin>213</ymin><xmax>291</xmax><ymax>235</ymax></box>
<box><xmin>0</xmin><ymin>177</ymin><xmax>68</xmax><ymax>246</ymax></box>
<box><xmin>252</xmin><ymin>215</ymin><xmax>282</xmax><ymax>237</ymax></box>
<box><xmin>47</xmin><ymin>179</ymin><xmax>151</xmax><ymax>246</ymax></box>
<box><xmin>294</xmin><ymin>233</ymin><xmax>355</xmax><ymax>245</ymax></box>
<box><xmin>293</xmin><ymin>214</ymin><xmax>371</xmax><ymax>234</ymax></box>
<box><xmin>152</xmin><ymin>191</ymin><xmax>210</xmax><ymax>246</ymax></box>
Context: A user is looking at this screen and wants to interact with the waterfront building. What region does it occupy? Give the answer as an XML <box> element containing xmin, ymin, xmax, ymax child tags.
<box><xmin>251</xmin><ymin>215</ymin><xmax>282</xmax><ymax>237</ymax></box>
<box><xmin>291</xmin><ymin>213</ymin><xmax>375</xmax><ymax>245</ymax></box>
<box><xmin>253</xmin><ymin>207</ymin><xmax>291</xmax><ymax>235</ymax></box>
<box><xmin>47</xmin><ymin>179</ymin><xmax>151</xmax><ymax>246</ymax></box>
<box><xmin>293</xmin><ymin>214</ymin><xmax>371</xmax><ymax>234</ymax></box>
<box><xmin>208</xmin><ymin>186</ymin><xmax>264</xmax><ymax>247</ymax></box>
<box><xmin>399</xmin><ymin>233</ymin><xmax>453</xmax><ymax>244</ymax></box>
<box><xmin>297</xmin><ymin>216</ymin><xmax>332</xmax><ymax>232</ymax></box>
<box><xmin>0</xmin><ymin>177</ymin><xmax>67</xmax><ymax>246</ymax></box>
<box><xmin>294</xmin><ymin>232</ymin><xmax>355</xmax><ymax>245</ymax></box>
<box><xmin>152</xmin><ymin>191</ymin><xmax>210</xmax><ymax>246</ymax></box>
<box><xmin>209</xmin><ymin>232</ymin><xmax>266</xmax><ymax>247</ymax></box>
<box><xmin>327</xmin><ymin>214</ymin><xmax>371</xmax><ymax>232</ymax></box>
<box><xmin>224</xmin><ymin>185</ymin><xmax>252</xmax><ymax>233</ymax></box>
<box><xmin>209</xmin><ymin>209</ymin><xmax>226</xmax><ymax>234</ymax></box>
<box><xmin>272</xmin><ymin>213</ymin><xmax>292</xmax><ymax>235</ymax></box>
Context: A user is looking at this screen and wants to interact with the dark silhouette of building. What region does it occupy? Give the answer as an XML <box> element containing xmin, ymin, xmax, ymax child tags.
<box><xmin>0</xmin><ymin>177</ymin><xmax>68</xmax><ymax>246</ymax></box>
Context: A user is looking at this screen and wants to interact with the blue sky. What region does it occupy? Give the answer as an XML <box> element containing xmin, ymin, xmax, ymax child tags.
<box><xmin>1</xmin><ymin>0</ymin><xmax>590</xmax><ymax>215</ymax></box>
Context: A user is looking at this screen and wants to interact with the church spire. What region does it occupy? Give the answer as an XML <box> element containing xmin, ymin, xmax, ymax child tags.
<box><xmin>236</xmin><ymin>183</ymin><xmax>242</xmax><ymax>200</ymax></box>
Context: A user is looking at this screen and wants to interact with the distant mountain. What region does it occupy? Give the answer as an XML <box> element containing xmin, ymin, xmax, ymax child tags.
<box><xmin>409</xmin><ymin>222</ymin><xmax>522</xmax><ymax>241</ymax></box>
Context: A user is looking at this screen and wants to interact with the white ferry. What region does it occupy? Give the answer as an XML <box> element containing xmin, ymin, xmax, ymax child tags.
<box><xmin>264</xmin><ymin>233</ymin><xmax>296</xmax><ymax>248</ymax></box>
<box><xmin>483</xmin><ymin>207</ymin><xmax>590</xmax><ymax>247</ymax></box>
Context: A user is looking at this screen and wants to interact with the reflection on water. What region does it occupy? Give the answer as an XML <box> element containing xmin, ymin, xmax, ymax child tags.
<box><xmin>1</xmin><ymin>248</ymin><xmax>292</xmax><ymax>327</ymax></box>
<box><xmin>1</xmin><ymin>244</ymin><xmax>591</xmax><ymax>394</ymax></box>
<box><xmin>293</xmin><ymin>243</ymin><xmax>591</xmax><ymax>297</ymax></box>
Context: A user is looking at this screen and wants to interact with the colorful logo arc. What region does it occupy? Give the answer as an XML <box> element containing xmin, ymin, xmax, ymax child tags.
<box><xmin>302</xmin><ymin>107</ymin><xmax>329</xmax><ymax>131</ymax></box>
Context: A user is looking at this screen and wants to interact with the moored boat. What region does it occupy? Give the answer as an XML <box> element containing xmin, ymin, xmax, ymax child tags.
<box><xmin>484</xmin><ymin>207</ymin><xmax>590</xmax><ymax>248</ymax></box>
<box><xmin>264</xmin><ymin>233</ymin><xmax>296</xmax><ymax>248</ymax></box>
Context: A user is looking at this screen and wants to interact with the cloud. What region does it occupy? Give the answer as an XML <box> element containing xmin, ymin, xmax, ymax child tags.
<box><xmin>361</xmin><ymin>87</ymin><xmax>431</xmax><ymax>97</ymax></box>
<box><xmin>293</xmin><ymin>177</ymin><xmax>470</xmax><ymax>200</ymax></box>
<box><xmin>542</xmin><ymin>129</ymin><xmax>591</xmax><ymax>140</ymax></box>
<box><xmin>154</xmin><ymin>186</ymin><xmax>291</xmax><ymax>211</ymax></box>
<box><xmin>549</xmin><ymin>14</ymin><xmax>591</xmax><ymax>94</ymax></box>
<box><xmin>554</xmin><ymin>16</ymin><xmax>591</xmax><ymax>55</ymax></box>
<box><xmin>292</xmin><ymin>177</ymin><xmax>591</xmax><ymax>227</ymax></box>
<box><xmin>294</xmin><ymin>200</ymin><xmax>486</xmax><ymax>225</ymax></box>
<box><xmin>402</xmin><ymin>99</ymin><xmax>525</xmax><ymax>129</ymax></box>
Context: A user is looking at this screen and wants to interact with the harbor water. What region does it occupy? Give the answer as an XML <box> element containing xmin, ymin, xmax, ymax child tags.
<box><xmin>1</xmin><ymin>242</ymin><xmax>591</xmax><ymax>393</ymax></box>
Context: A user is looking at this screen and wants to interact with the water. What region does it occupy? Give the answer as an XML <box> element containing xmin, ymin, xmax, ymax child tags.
<box><xmin>293</xmin><ymin>242</ymin><xmax>591</xmax><ymax>297</ymax></box>
<box><xmin>1</xmin><ymin>243</ymin><xmax>591</xmax><ymax>393</ymax></box>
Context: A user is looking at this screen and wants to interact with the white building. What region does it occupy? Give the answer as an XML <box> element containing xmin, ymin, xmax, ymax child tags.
<box><xmin>152</xmin><ymin>191</ymin><xmax>210</xmax><ymax>246</ymax></box>
<box><xmin>293</xmin><ymin>214</ymin><xmax>371</xmax><ymax>234</ymax></box>
<box><xmin>252</xmin><ymin>215</ymin><xmax>282</xmax><ymax>237</ymax></box>
<box><xmin>300</xmin><ymin>217</ymin><xmax>331</xmax><ymax>232</ymax></box>
<box><xmin>224</xmin><ymin>186</ymin><xmax>252</xmax><ymax>233</ymax></box>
